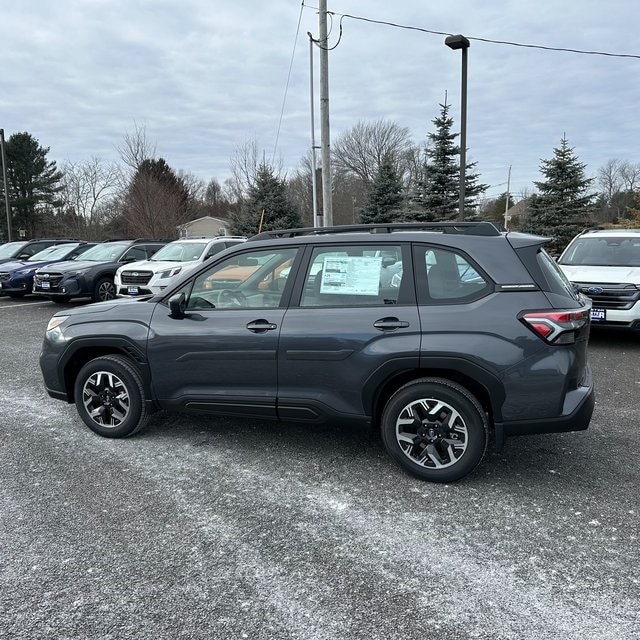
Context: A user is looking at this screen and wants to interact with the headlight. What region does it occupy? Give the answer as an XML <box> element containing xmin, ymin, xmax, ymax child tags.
<box><xmin>46</xmin><ymin>315</ymin><xmax>69</xmax><ymax>332</ymax></box>
<box><xmin>67</xmin><ymin>268</ymin><xmax>90</xmax><ymax>277</ymax></box>
<box><xmin>46</xmin><ymin>315</ymin><xmax>69</xmax><ymax>341</ymax></box>
<box><xmin>18</xmin><ymin>267</ymin><xmax>38</xmax><ymax>275</ymax></box>
<box><xmin>160</xmin><ymin>267</ymin><xmax>182</xmax><ymax>279</ymax></box>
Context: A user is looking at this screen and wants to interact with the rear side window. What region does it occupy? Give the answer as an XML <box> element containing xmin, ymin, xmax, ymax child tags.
<box><xmin>416</xmin><ymin>246</ymin><xmax>491</xmax><ymax>302</ymax></box>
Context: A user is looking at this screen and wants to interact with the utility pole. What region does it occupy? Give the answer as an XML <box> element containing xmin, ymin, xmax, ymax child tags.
<box><xmin>503</xmin><ymin>165</ymin><xmax>512</xmax><ymax>230</ymax></box>
<box><xmin>308</xmin><ymin>33</ymin><xmax>320</xmax><ymax>228</ymax></box>
<box><xmin>0</xmin><ymin>129</ymin><xmax>11</xmax><ymax>242</ymax></box>
<box><xmin>318</xmin><ymin>0</ymin><xmax>333</xmax><ymax>226</ymax></box>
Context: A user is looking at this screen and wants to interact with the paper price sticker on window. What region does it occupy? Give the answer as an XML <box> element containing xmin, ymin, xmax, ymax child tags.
<box><xmin>320</xmin><ymin>256</ymin><xmax>382</xmax><ymax>295</ymax></box>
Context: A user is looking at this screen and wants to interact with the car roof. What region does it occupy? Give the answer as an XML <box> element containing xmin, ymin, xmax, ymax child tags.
<box><xmin>578</xmin><ymin>228</ymin><xmax>640</xmax><ymax>238</ymax></box>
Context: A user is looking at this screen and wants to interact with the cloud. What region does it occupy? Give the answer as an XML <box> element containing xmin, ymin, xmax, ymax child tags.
<box><xmin>1</xmin><ymin>0</ymin><xmax>639</xmax><ymax>200</ymax></box>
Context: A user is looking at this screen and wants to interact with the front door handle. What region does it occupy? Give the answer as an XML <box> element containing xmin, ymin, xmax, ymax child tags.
<box><xmin>373</xmin><ymin>317</ymin><xmax>410</xmax><ymax>331</ymax></box>
<box><xmin>246</xmin><ymin>319</ymin><xmax>278</xmax><ymax>333</ymax></box>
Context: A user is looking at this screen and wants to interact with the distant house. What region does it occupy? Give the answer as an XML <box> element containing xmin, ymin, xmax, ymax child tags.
<box><xmin>504</xmin><ymin>199</ymin><xmax>531</xmax><ymax>231</ymax></box>
<box><xmin>177</xmin><ymin>216</ymin><xmax>230</xmax><ymax>238</ymax></box>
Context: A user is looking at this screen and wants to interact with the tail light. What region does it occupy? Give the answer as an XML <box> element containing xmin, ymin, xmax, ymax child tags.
<box><xmin>520</xmin><ymin>308</ymin><xmax>590</xmax><ymax>344</ymax></box>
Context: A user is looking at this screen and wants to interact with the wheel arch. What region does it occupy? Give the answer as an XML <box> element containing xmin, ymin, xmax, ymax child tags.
<box><xmin>368</xmin><ymin>360</ymin><xmax>503</xmax><ymax>432</ymax></box>
<box><xmin>61</xmin><ymin>339</ymin><xmax>152</xmax><ymax>405</ymax></box>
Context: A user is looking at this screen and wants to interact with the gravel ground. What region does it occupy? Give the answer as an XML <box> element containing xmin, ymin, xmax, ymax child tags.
<box><xmin>0</xmin><ymin>297</ymin><xmax>638</xmax><ymax>639</ymax></box>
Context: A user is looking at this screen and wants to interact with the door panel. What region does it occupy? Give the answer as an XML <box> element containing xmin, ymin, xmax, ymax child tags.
<box><xmin>147</xmin><ymin>247</ymin><xmax>299</xmax><ymax>418</ymax></box>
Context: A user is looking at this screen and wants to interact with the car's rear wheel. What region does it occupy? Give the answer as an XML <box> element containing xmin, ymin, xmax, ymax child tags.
<box><xmin>93</xmin><ymin>278</ymin><xmax>116</xmax><ymax>302</ymax></box>
<box><xmin>74</xmin><ymin>355</ymin><xmax>149</xmax><ymax>438</ymax></box>
<box><xmin>381</xmin><ymin>378</ymin><xmax>488</xmax><ymax>483</ymax></box>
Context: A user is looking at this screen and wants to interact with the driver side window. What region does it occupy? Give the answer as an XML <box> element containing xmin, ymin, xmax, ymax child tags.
<box><xmin>186</xmin><ymin>248</ymin><xmax>298</xmax><ymax>310</ymax></box>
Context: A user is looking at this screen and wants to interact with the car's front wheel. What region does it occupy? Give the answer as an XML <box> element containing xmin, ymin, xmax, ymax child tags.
<box><xmin>93</xmin><ymin>278</ymin><xmax>116</xmax><ymax>302</ymax></box>
<box><xmin>381</xmin><ymin>378</ymin><xmax>488</xmax><ymax>483</ymax></box>
<box><xmin>74</xmin><ymin>355</ymin><xmax>149</xmax><ymax>438</ymax></box>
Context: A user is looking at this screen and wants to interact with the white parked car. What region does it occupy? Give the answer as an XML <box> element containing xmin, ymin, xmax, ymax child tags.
<box><xmin>114</xmin><ymin>236</ymin><xmax>246</xmax><ymax>297</ymax></box>
<box><xmin>558</xmin><ymin>228</ymin><xmax>640</xmax><ymax>330</ymax></box>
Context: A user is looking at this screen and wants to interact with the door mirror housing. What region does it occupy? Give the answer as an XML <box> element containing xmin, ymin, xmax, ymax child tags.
<box><xmin>168</xmin><ymin>292</ymin><xmax>186</xmax><ymax>318</ymax></box>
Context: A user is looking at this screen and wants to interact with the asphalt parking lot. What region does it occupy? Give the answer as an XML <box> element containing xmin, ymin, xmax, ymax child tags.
<box><xmin>1</xmin><ymin>296</ymin><xmax>638</xmax><ymax>640</ymax></box>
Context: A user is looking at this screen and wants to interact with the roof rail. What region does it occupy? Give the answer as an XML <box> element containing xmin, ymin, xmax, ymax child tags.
<box><xmin>250</xmin><ymin>221</ymin><xmax>502</xmax><ymax>240</ymax></box>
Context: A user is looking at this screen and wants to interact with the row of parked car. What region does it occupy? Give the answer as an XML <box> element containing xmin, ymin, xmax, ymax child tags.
<box><xmin>1</xmin><ymin>228</ymin><xmax>639</xmax><ymax>328</ymax></box>
<box><xmin>0</xmin><ymin>236</ymin><xmax>247</xmax><ymax>303</ymax></box>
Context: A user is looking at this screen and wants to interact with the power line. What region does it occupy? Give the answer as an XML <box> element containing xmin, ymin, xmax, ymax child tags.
<box><xmin>272</xmin><ymin>1</ymin><xmax>306</xmax><ymax>164</ymax></box>
<box><xmin>303</xmin><ymin>5</ymin><xmax>640</xmax><ymax>59</ymax></box>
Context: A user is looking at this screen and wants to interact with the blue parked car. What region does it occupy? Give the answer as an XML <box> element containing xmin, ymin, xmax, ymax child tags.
<box><xmin>0</xmin><ymin>242</ymin><xmax>96</xmax><ymax>298</ymax></box>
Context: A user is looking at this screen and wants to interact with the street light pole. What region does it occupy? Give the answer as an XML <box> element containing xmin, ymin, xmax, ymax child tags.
<box><xmin>445</xmin><ymin>34</ymin><xmax>470</xmax><ymax>221</ymax></box>
<box><xmin>0</xmin><ymin>128</ymin><xmax>12</xmax><ymax>241</ymax></box>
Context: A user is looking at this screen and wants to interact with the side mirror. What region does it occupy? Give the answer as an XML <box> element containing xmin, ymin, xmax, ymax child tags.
<box><xmin>168</xmin><ymin>292</ymin><xmax>186</xmax><ymax>318</ymax></box>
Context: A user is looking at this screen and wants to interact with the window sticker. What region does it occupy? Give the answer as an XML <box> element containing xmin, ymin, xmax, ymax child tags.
<box><xmin>320</xmin><ymin>256</ymin><xmax>382</xmax><ymax>295</ymax></box>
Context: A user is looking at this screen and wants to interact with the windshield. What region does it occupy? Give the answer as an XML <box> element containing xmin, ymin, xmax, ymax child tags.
<box><xmin>28</xmin><ymin>243</ymin><xmax>80</xmax><ymax>261</ymax></box>
<box><xmin>76</xmin><ymin>243</ymin><xmax>130</xmax><ymax>261</ymax></box>
<box><xmin>0</xmin><ymin>241</ymin><xmax>27</xmax><ymax>258</ymax></box>
<box><xmin>560</xmin><ymin>236</ymin><xmax>640</xmax><ymax>267</ymax></box>
<box><xmin>151</xmin><ymin>242</ymin><xmax>208</xmax><ymax>262</ymax></box>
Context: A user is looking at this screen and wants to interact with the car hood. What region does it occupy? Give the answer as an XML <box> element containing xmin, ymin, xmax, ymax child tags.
<box><xmin>38</xmin><ymin>259</ymin><xmax>112</xmax><ymax>273</ymax></box>
<box><xmin>0</xmin><ymin>259</ymin><xmax>29</xmax><ymax>272</ymax></box>
<box><xmin>55</xmin><ymin>297</ymin><xmax>155</xmax><ymax>321</ymax></box>
<box><xmin>0</xmin><ymin>258</ymin><xmax>66</xmax><ymax>273</ymax></box>
<box><xmin>560</xmin><ymin>264</ymin><xmax>640</xmax><ymax>285</ymax></box>
<box><xmin>119</xmin><ymin>259</ymin><xmax>198</xmax><ymax>273</ymax></box>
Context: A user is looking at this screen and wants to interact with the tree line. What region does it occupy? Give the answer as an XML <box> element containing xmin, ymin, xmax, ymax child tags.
<box><xmin>1</xmin><ymin>108</ymin><xmax>639</xmax><ymax>252</ymax></box>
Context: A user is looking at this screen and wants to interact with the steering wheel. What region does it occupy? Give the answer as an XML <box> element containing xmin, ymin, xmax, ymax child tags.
<box><xmin>216</xmin><ymin>289</ymin><xmax>247</xmax><ymax>307</ymax></box>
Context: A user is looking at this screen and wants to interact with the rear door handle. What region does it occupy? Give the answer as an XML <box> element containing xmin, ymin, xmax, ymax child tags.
<box><xmin>246</xmin><ymin>319</ymin><xmax>278</xmax><ymax>333</ymax></box>
<box><xmin>373</xmin><ymin>317</ymin><xmax>410</xmax><ymax>331</ymax></box>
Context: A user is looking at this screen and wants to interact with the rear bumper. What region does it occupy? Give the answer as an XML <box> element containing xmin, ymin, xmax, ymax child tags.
<box><xmin>494</xmin><ymin>365</ymin><xmax>595</xmax><ymax>449</ymax></box>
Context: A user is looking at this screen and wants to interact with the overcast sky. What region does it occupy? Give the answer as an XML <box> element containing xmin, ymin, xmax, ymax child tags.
<box><xmin>2</xmin><ymin>0</ymin><xmax>639</xmax><ymax>201</ymax></box>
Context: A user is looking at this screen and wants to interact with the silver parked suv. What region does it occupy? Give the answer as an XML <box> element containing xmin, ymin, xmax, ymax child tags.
<box><xmin>114</xmin><ymin>236</ymin><xmax>247</xmax><ymax>297</ymax></box>
<box><xmin>558</xmin><ymin>228</ymin><xmax>640</xmax><ymax>330</ymax></box>
<box><xmin>40</xmin><ymin>222</ymin><xmax>595</xmax><ymax>483</ymax></box>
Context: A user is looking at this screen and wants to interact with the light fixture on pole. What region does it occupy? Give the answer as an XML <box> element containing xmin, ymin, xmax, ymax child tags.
<box><xmin>445</xmin><ymin>34</ymin><xmax>470</xmax><ymax>221</ymax></box>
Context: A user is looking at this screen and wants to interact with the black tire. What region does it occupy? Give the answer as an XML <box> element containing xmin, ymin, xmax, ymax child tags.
<box><xmin>74</xmin><ymin>355</ymin><xmax>149</xmax><ymax>438</ymax></box>
<box><xmin>381</xmin><ymin>377</ymin><xmax>488</xmax><ymax>483</ymax></box>
<box><xmin>51</xmin><ymin>296</ymin><xmax>71</xmax><ymax>304</ymax></box>
<box><xmin>92</xmin><ymin>277</ymin><xmax>116</xmax><ymax>302</ymax></box>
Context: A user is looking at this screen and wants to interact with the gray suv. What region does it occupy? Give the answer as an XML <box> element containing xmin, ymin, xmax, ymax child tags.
<box><xmin>40</xmin><ymin>223</ymin><xmax>594</xmax><ymax>483</ymax></box>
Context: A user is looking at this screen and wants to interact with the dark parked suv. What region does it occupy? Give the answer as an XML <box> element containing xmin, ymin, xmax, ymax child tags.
<box><xmin>0</xmin><ymin>239</ymin><xmax>75</xmax><ymax>265</ymax></box>
<box><xmin>33</xmin><ymin>239</ymin><xmax>166</xmax><ymax>303</ymax></box>
<box><xmin>40</xmin><ymin>223</ymin><xmax>594</xmax><ymax>482</ymax></box>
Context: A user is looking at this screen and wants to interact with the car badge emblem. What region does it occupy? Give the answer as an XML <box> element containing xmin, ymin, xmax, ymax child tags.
<box><xmin>43</xmin><ymin>273</ymin><xmax>50</xmax><ymax>279</ymax></box>
<box><xmin>132</xmin><ymin>272</ymin><xmax>139</xmax><ymax>277</ymax></box>
<box><xmin>586</xmin><ymin>286</ymin><xmax>604</xmax><ymax>295</ymax></box>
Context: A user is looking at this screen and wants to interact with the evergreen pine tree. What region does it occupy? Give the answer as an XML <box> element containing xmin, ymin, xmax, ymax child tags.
<box><xmin>2</xmin><ymin>132</ymin><xmax>63</xmax><ymax>238</ymax></box>
<box><xmin>359</xmin><ymin>156</ymin><xmax>404</xmax><ymax>224</ymax></box>
<box><xmin>522</xmin><ymin>136</ymin><xmax>595</xmax><ymax>253</ymax></box>
<box><xmin>410</xmin><ymin>102</ymin><xmax>487</xmax><ymax>221</ymax></box>
<box><xmin>411</xmin><ymin>102</ymin><xmax>459</xmax><ymax>220</ymax></box>
<box><xmin>229</xmin><ymin>163</ymin><xmax>301</xmax><ymax>236</ymax></box>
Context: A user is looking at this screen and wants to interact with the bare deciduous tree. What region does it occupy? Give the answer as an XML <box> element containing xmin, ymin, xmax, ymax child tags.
<box><xmin>225</xmin><ymin>139</ymin><xmax>284</xmax><ymax>204</ymax></box>
<box><xmin>60</xmin><ymin>158</ymin><xmax>120</xmax><ymax>239</ymax></box>
<box><xmin>620</xmin><ymin>161</ymin><xmax>640</xmax><ymax>192</ymax></box>
<box><xmin>332</xmin><ymin>120</ymin><xmax>413</xmax><ymax>185</ymax></box>
<box><xmin>117</xmin><ymin>123</ymin><xmax>156</xmax><ymax>173</ymax></box>
<box><xmin>597</xmin><ymin>159</ymin><xmax>623</xmax><ymax>201</ymax></box>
